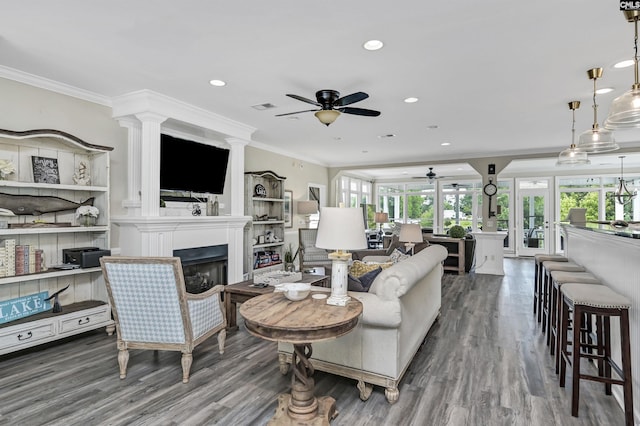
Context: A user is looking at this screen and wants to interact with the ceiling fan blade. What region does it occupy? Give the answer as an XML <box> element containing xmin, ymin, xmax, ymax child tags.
<box><xmin>286</xmin><ymin>94</ymin><xmax>321</xmax><ymax>106</ymax></box>
<box><xmin>339</xmin><ymin>107</ymin><xmax>381</xmax><ymax>117</ymax></box>
<box><xmin>334</xmin><ymin>92</ymin><xmax>369</xmax><ymax>107</ymax></box>
<box><xmin>275</xmin><ymin>109</ymin><xmax>318</xmax><ymax>117</ymax></box>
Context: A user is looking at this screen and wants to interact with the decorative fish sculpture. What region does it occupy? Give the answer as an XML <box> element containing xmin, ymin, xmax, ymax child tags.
<box><xmin>0</xmin><ymin>192</ymin><xmax>94</xmax><ymax>216</ymax></box>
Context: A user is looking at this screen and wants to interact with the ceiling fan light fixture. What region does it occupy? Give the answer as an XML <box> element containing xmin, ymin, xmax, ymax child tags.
<box><xmin>605</xmin><ymin>11</ymin><xmax>640</xmax><ymax>130</ymax></box>
<box><xmin>577</xmin><ymin>68</ymin><xmax>619</xmax><ymax>153</ymax></box>
<box><xmin>315</xmin><ymin>109</ymin><xmax>340</xmax><ymax>126</ymax></box>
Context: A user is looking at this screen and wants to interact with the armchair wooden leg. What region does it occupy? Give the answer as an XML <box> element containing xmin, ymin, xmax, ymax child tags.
<box><xmin>118</xmin><ymin>348</ymin><xmax>129</xmax><ymax>379</ymax></box>
<box><xmin>181</xmin><ymin>352</ymin><xmax>193</xmax><ymax>383</ymax></box>
<box><xmin>217</xmin><ymin>329</ymin><xmax>226</xmax><ymax>354</ymax></box>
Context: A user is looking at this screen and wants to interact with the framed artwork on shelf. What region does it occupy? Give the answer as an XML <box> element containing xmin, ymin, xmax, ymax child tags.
<box><xmin>31</xmin><ymin>156</ymin><xmax>60</xmax><ymax>184</ymax></box>
<box><xmin>284</xmin><ymin>190</ymin><xmax>293</xmax><ymax>228</ymax></box>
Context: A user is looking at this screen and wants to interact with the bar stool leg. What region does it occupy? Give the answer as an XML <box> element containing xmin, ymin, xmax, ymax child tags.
<box><xmin>571</xmin><ymin>304</ymin><xmax>583</xmax><ymax>417</ymax></box>
<box><xmin>534</xmin><ymin>262</ymin><xmax>539</xmax><ymax>317</ymax></box>
<box><xmin>559</xmin><ymin>295</ymin><xmax>569</xmax><ymax>388</ymax></box>
<box><xmin>620</xmin><ymin>309</ymin><xmax>635</xmax><ymax>426</ymax></box>
<box><xmin>603</xmin><ymin>315</ymin><xmax>612</xmax><ymax>396</ymax></box>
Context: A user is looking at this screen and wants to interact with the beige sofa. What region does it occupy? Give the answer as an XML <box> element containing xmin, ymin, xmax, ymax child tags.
<box><xmin>278</xmin><ymin>244</ymin><xmax>448</xmax><ymax>404</ymax></box>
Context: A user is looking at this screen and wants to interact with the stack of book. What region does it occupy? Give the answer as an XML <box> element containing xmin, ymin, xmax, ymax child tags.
<box><xmin>0</xmin><ymin>239</ymin><xmax>44</xmax><ymax>277</ymax></box>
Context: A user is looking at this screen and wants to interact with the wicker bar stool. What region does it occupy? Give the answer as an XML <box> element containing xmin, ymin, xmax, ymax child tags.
<box><xmin>541</xmin><ymin>261</ymin><xmax>585</xmax><ymax>338</ymax></box>
<box><xmin>534</xmin><ymin>254</ymin><xmax>567</xmax><ymax>322</ymax></box>
<box><xmin>549</xmin><ymin>271</ymin><xmax>601</xmax><ymax>370</ymax></box>
<box><xmin>559</xmin><ymin>283</ymin><xmax>634</xmax><ymax>425</ymax></box>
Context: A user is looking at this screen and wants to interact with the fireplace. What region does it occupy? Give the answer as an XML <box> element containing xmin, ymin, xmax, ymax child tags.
<box><xmin>173</xmin><ymin>244</ymin><xmax>228</xmax><ymax>294</ymax></box>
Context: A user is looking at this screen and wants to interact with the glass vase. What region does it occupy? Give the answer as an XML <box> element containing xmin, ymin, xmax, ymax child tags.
<box><xmin>79</xmin><ymin>215</ymin><xmax>97</xmax><ymax>227</ymax></box>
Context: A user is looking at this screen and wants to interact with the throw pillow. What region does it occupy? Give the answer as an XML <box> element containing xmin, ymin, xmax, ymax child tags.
<box><xmin>347</xmin><ymin>267</ymin><xmax>382</xmax><ymax>292</ymax></box>
<box><xmin>348</xmin><ymin>274</ymin><xmax>367</xmax><ymax>292</ymax></box>
<box><xmin>357</xmin><ymin>266</ymin><xmax>382</xmax><ymax>290</ymax></box>
<box><xmin>349</xmin><ymin>260</ymin><xmax>393</xmax><ymax>278</ymax></box>
<box><xmin>389</xmin><ymin>248</ymin><xmax>411</xmax><ymax>263</ymax></box>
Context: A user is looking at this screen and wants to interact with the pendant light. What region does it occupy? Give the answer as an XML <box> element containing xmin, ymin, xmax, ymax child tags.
<box><xmin>605</xmin><ymin>11</ymin><xmax>640</xmax><ymax>129</ymax></box>
<box><xmin>615</xmin><ymin>156</ymin><xmax>637</xmax><ymax>205</ymax></box>
<box><xmin>557</xmin><ymin>101</ymin><xmax>590</xmax><ymax>166</ymax></box>
<box><xmin>577</xmin><ymin>68</ymin><xmax>619</xmax><ymax>153</ymax></box>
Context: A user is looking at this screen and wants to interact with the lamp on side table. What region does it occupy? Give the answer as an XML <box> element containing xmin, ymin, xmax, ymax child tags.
<box><xmin>374</xmin><ymin>212</ymin><xmax>388</xmax><ymax>240</ymax></box>
<box><xmin>399</xmin><ymin>223</ymin><xmax>423</xmax><ymax>255</ymax></box>
<box><xmin>298</xmin><ymin>200</ymin><xmax>319</xmax><ymax>227</ymax></box>
<box><xmin>315</xmin><ymin>206</ymin><xmax>367</xmax><ymax>306</ymax></box>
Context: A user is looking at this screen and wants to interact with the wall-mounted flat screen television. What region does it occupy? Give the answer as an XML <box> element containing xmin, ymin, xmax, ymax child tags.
<box><xmin>160</xmin><ymin>134</ymin><xmax>229</xmax><ymax>195</ymax></box>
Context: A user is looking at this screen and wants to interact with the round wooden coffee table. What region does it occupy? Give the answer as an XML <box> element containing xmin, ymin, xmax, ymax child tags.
<box><xmin>240</xmin><ymin>291</ymin><xmax>362</xmax><ymax>425</ymax></box>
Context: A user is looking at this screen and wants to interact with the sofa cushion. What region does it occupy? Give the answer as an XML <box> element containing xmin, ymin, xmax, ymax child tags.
<box><xmin>349</xmin><ymin>260</ymin><xmax>393</xmax><ymax>278</ymax></box>
<box><xmin>348</xmin><ymin>266</ymin><xmax>382</xmax><ymax>292</ymax></box>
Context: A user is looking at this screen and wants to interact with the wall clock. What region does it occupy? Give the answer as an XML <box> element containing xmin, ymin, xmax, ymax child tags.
<box><xmin>483</xmin><ymin>179</ymin><xmax>497</xmax><ymax>217</ymax></box>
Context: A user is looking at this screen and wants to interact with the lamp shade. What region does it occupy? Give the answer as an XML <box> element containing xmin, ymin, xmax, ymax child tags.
<box><xmin>315</xmin><ymin>110</ymin><xmax>340</xmax><ymax>126</ymax></box>
<box><xmin>374</xmin><ymin>212</ymin><xmax>389</xmax><ymax>224</ymax></box>
<box><xmin>315</xmin><ymin>207</ymin><xmax>367</xmax><ymax>250</ymax></box>
<box><xmin>297</xmin><ymin>200</ymin><xmax>318</xmax><ymax>215</ymax></box>
<box><xmin>577</xmin><ymin>126</ymin><xmax>619</xmax><ymax>153</ymax></box>
<box><xmin>556</xmin><ymin>144</ymin><xmax>590</xmax><ymax>166</ymax></box>
<box><xmin>399</xmin><ymin>223</ymin><xmax>423</xmax><ymax>243</ymax></box>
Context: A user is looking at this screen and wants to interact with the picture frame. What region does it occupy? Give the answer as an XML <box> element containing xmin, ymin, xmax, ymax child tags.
<box><xmin>284</xmin><ymin>190</ymin><xmax>293</xmax><ymax>228</ymax></box>
<box><xmin>31</xmin><ymin>156</ymin><xmax>60</xmax><ymax>184</ymax></box>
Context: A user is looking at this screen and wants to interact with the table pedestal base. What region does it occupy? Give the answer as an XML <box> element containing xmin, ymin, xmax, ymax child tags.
<box><xmin>269</xmin><ymin>394</ymin><xmax>336</xmax><ymax>426</ymax></box>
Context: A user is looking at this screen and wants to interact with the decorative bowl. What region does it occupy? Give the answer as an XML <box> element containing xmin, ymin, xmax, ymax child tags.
<box><xmin>274</xmin><ymin>282</ymin><xmax>311</xmax><ymax>301</ymax></box>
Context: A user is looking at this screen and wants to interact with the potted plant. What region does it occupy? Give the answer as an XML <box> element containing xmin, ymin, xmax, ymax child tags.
<box><xmin>76</xmin><ymin>205</ymin><xmax>99</xmax><ymax>226</ymax></box>
<box><xmin>448</xmin><ymin>224</ymin><xmax>466</xmax><ymax>239</ymax></box>
<box><xmin>284</xmin><ymin>243</ymin><xmax>298</xmax><ymax>272</ymax></box>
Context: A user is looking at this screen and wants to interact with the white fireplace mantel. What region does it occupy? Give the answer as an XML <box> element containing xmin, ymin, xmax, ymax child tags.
<box><xmin>110</xmin><ymin>90</ymin><xmax>257</xmax><ymax>283</ymax></box>
<box><xmin>113</xmin><ymin>215</ymin><xmax>251</xmax><ymax>284</ymax></box>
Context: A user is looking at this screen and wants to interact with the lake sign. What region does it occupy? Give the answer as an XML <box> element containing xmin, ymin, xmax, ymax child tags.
<box><xmin>0</xmin><ymin>291</ymin><xmax>51</xmax><ymax>324</ymax></box>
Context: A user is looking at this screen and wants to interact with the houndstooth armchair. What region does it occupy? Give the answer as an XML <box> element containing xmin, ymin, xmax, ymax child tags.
<box><xmin>100</xmin><ymin>256</ymin><xmax>226</xmax><ymax>383</ymax></box>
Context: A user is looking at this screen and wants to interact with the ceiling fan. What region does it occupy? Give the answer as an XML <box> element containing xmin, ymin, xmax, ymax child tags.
<box><xmin>412</xmin><ymin>167</ymin><xmax>444</xmax><ymax>181</ymax></box>
<box><xmin>275</xmin><ymin>89</ymin><xmax>381</xmax><ymax>126</ymax></box>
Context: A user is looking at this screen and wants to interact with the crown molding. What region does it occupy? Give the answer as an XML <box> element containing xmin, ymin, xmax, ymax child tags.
<box><xmin>0</xmin><ymin>65</ymin><xmax>112</xmax><ymax>106</ymax></box>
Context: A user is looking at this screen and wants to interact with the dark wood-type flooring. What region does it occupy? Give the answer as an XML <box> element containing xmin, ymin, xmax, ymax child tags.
<box><xmin>0</xmin><ymin>258</ymin><xmax>627</xmax><ymax>425</ymax></box>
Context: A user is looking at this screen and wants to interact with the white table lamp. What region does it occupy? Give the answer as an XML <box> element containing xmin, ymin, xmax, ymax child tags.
<box><xmin>297</xmin><ymin>200</ymin><xmax>319</xmax><ymax>227</ymax></box>
<box><xmin>399</xmin><ymin>223</ymin><xmax>423</xmax><ymax>255</ymax></box>
<box><xmin>315</xmin><ymin>206</ymin><xmax>367</xmax><ymax>306</ymax></box>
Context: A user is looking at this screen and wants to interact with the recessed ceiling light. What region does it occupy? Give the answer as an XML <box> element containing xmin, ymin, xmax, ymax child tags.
<box><xmin>209</xmin><ymin>79</ymin><xmax>226</xmax><ymax>87</ymax></box>
<box><xmin>441</xmin><ymin>142</ymin><xmax>451</xmax><ymax>146</ymax></box>
<box><xmin>251</xmin><ymin>103</ymin><xmax>276</xmax><ymax>110</ymax></box>
<box><xmin>596</xmin><ymin>87</ymin><xmax>614</xmax><ymax>94</ymax></box>
<box><xmin>363</xmin><ymin>40</ymin><xmax>384</xmax><ymax>51</ymax></box>
<box><xmin>427</xmin><ymin>125</ymin><xmax>439</xmax><ymax>129</ymax></box>
<box><xmin>404</xmin><ymin>97</ymin><xmax>419</xmax><ymax>103</ymax></box>
<box><xmin>287</xmin><ymin>116</ymin><xmax>299</xmax><ymax>120</ymax></box>
<box><xmin>378</xmin><ymin>134</ymin><xmax>396</xmax><ymax>139</ymax></box>
<box><xmin>362</xmin><ymin>150</ymin><xmax>369</xmax><ymax>153</ymax></box>
<box><xmin>614</xmin><ymin>59</ymin><xmax>634</xmax><ymax>69</ymax></box>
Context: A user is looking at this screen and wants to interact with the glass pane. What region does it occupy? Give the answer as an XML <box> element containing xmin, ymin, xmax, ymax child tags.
<box><xmin>519</xmin><ymin>180</ymin><xmax>548</xmax><ymax>189</ymax></box>
<box><xmin>559</xmin><ymin>191</ymin><xmax>599</xmax><ymax>221</ymax></box>
<box><xmin>350</xmin><ymin>194</ymin><xmax>358</xmax><ymax>208</ymax></box>
<box><xmin>378</xmin><ymin>184</ymin><xmax>403</xmax><ymax>194</ymax></box>
<box><xmin>496</xmin><ymin>193</ymin><xmax>510</xmax><ymax>247</ymax></box>
<box><xmin>407</xmin><ymin>194</ymin><xmax>435</xmax><ymax>228</ymax></box>
<box><xmin>521</xmin><ymin>194</ymin><xmax>545</xmax><ymax>249</ymax></box>
<box><xmin>443</xmin><ymin>193</ymin><xmax>473</xmax><ymax>231</ymax></box>
<box><xmin>379</xmin><ymin>194</ymin><xmax>404</xmax><ymax>222</ymax></box>
<box><xmin>558</xmin><ymin>177</ymin><xmax>600</xmax><ymax>189</ymax></box>
<box><xmin>407</xmin><ymin>183</ymin><xmax>434</xmax><ymax>192</ymax></box>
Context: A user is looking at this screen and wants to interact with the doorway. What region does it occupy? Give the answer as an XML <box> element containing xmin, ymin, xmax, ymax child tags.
<box><xmin>517</xmin><ymin>179</ymin><xmax>551</xmax><ymax>256</ymax></box>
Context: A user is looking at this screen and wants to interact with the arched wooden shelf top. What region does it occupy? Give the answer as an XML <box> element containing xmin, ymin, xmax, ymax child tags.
<box><xmin>0</xmin><ymin>128</ymin><xmax>113</xmax><ymax>152</ymax></box>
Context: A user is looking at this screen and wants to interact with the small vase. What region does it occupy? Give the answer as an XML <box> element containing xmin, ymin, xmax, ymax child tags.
<box><xmin>79</xmin><ymin>215</ymin><xmax>97</xmax><ymax>227</ymax></box>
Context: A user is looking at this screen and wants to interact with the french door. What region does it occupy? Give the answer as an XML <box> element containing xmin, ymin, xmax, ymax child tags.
<box><xmin>517</xmin><ymin>179</ymin><xmax>551</xmax><ymax>256</ymax></box>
